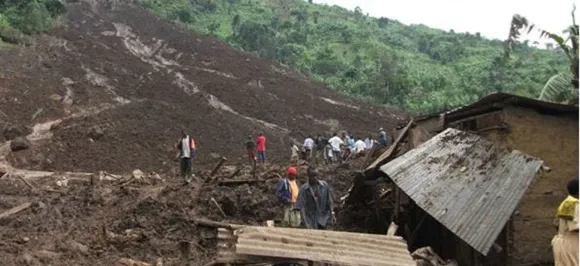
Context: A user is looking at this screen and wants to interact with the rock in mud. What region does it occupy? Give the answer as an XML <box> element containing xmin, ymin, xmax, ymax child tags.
<box><xmin>67</xmin><ymin>240</ymin><xmax>89</xmax><ymax>255</ymax></box>
<box><xmin>3</xmin><ymin>124</ymin><xmax>30</xmax><ymax>141</ymax></box>
<box><xmin>87</xmin><ymin>125</ymin><xmax>105</xmax><ymax>140</ymax></box>
<box><xmin>10</xmin><ymin>137</ymin><xmax>30</xmax><ymax>152</ymax></box>
<box><xmin>132</xmin><ymin>169</ymin><xmax>144</xmax><ymax>180</ymax></box>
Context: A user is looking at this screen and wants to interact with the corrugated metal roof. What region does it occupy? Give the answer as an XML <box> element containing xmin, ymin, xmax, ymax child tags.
<box><xmin>380</xmin><ymin>128</ymin><xmax>543</xmax><ymax>255</ymax></box>
<box><xmin>233</xmin><ymin>226</ymin><xmax>416</xmax><ymax>266</ymax></box>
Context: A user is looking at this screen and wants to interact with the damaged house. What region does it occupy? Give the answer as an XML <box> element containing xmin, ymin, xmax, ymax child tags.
<box><xmin>343</xmin><ymin>92</ymin><xmax>578</xmax><ymax>266</ymax></box>
<box><xmin>414</xmin><ymin>92</ymin><xmax>578</xmax><ymax>265</ymax></box>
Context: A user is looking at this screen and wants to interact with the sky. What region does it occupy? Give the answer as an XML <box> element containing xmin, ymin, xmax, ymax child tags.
<box><xmin>315</xmin><ymin>0</ymin><xmax>578</xmax><ymax>46</ymax></box>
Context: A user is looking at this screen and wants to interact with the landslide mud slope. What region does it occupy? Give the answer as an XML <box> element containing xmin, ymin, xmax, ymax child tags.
<box><xmin>0</xmin><ymin>1</ymin><xmax>406</xmax><ymax>173</ymax></box>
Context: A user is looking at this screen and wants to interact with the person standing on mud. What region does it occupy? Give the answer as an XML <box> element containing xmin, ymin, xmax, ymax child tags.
<box><xmin>303</xmin><ymin>135</ymin><xmax>314</xmax><ymax>162</ymax></box>
<box><xmin>297</xmin><ymin>166</ymin><xmax>335</xmax><ymax>230</ymax></box>
<box><xmin>314</xmin><ymin>134</ymin><xmax>325</xmax><ymax>164</ymax></box>
<box><xmin>552</xmin><ymin>178</ymin><xmax>579</xmax><ymax>265</ymax></box>
<box><xmin>378</xmin><ymin>127</ymin><xmax>389</xmax><ymax>148</ymax></box>
<box><xmin>244</xmin><ymin>135</ymin><xmax>256</xmax><ymax>168</ymax></box>
<box><xmin>328</xmin><ymin>133</ymin><xmax>343</xmax><ymax>164</ymax></box>
<box><xmin>175</xmin><ymin>130</ymin><xmax>194</xmax><ymax>183</ymax></box>
<box><xmin>364</xmin><ymin>134</ymin><xmax>374</xmax><ymax>150</ymax></box>
<box><xmin>256</xmin><ymin>133</ymin><xmax>267</xmax><ymax>163</ymax></box>
<box><xmin>276</xmin><ymin>166</ymin><xmax>301</xmax><ymax>228</ymax></box>
<box><xmin>290</xmin><ymin>143</ymin><xmax>300</xmax><ymax>165</ymax></box>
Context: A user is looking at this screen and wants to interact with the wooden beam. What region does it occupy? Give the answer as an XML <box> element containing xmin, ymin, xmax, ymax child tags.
<box><xmin>0</xmin><ymin>202</ymin><xmax>32</xmax><ymax>219</ymax></box>
<box><xmin>193</xmin><ymin>218</ymin><xmax>243</xmax><ymax>229</ymax></box>
<box><xmin>210</xmin><ymin>157</ymin><xmax>227</xmax><ymax>178</ymax></box>
<box><xmin>17</xmin><ymin>175</ymin><xmax>36</xmax><ymax>190</ymax></box>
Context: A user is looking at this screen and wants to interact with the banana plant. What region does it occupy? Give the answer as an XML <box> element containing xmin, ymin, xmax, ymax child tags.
<box><xmin>504</xmin><ymin>5</ymin><xmax>579</xmax><ymax>104</ymax></box>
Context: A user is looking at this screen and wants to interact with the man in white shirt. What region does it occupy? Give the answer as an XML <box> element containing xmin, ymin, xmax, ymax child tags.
<box><xmin>328</xmin><ymin>133</ymin><xmax>343</xmax><ymax>164</ymax></box>
<box><xmin>364</xmin><ymin>134</ymin><xmax>374</xmax><ymax>150</ymax></box>
<box><xmin>176</xmin><ymin>130</ymin><xmax>193</xmax><ymax>183</ymax></box>
<box><xmin>354</xmin><ymin>137</ymin><xmax>366</xmax><ymax>155</ymax></box>
<box><xmin>303</xmin><ymin>136</ymin><xmax>315</xmax><ymax>161</ymax></box>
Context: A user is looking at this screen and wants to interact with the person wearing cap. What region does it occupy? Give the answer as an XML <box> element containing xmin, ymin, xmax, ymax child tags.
<box><xmin>378</xmin><ymin>127</ymin><xmax>389</xmax><ymax>148</ymax></box>
<box><xmin>275</xmin><ymin>166</ymin><xmax>301</xmax><ymax>227</ymax></box>
<box><xmin>297</xmin><ymin>166</ymin><xmax>335</xmax><ymax>230</ymax></box>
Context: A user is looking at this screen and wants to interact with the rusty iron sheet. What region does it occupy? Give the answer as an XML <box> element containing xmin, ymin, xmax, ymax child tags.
<box><xmin>380</xmin><ymin>128</ymin><xmax>543</xmax><ymax>255</ymax></box>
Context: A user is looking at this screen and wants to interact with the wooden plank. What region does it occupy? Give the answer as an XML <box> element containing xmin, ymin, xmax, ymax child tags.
<box><xmin>0</xmin><ymin>202</ymin><xmax>31</xmax><ymax>219</ymax></box>
<box><xmin>193</xmin><ymin>218</ymin><xmax>243</xmax><ymax>229</ymax></box>
<box><xmin>210</xmin><ymin>197</ymin><xmax>227</xmax><ymax>218</ymax></box>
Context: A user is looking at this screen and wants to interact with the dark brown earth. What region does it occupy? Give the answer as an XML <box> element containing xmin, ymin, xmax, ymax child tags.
<box><xmin>0</xmin><ymin>1</ymin><xmax>407</xmax><ymax>174</ymax></box>
<box><xmin>0</xmin><ymin>1</ymin><xmax>404</xmax><ymax>265</ymax></box>
<box><xmin>0</xmin><ymin>157</ymin><xmax>377</xmax><ymax>266</ymax></box>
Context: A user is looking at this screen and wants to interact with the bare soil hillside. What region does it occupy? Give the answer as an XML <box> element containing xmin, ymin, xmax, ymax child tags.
<box><xmin>0</xmin><ymin>1</ymin><xmax>406</xmax><ymax>174</ymax></box>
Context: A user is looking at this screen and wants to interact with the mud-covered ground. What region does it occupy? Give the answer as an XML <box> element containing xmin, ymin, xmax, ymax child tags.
<box><xmin>0</xmin><ymin>156</ymin><xmax>376</xmax><ymax>266</ymax></box>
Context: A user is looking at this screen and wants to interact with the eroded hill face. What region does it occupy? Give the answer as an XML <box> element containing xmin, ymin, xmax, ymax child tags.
<box><xmin>0</xmin><ymin>2</ymin><xmax>406</xmax><ymax>173</ymax></box>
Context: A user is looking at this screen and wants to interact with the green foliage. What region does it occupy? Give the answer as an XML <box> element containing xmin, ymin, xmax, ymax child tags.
<box><xmin>0</xmin><ymin>0</ymin><xmax>66</xmax><ymax>43</ymax></box>
<box><xmin>505</xmin><ymin>5</ymin><xmax>578</xmax><ymax>97</ymax></box>
<box><xmin>539</xmin><ymin>73</ymin><xmax>578</xmax><ymax>104</ymax></box>
<box><xmin>142</xmin><ymin>0</ymin><xmax>568</xmax><ymax>114</ymax></box>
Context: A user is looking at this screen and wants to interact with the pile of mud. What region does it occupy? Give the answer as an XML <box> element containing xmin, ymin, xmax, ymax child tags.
<box><xmin>0</xmin><ymin>158</ymin><xmax>373</xmax><ymax>265</ymax></box>
<box><xmin>0</xmin><ymin>1</ymin><xmax>406</xmax><ymax>174</ymax></box>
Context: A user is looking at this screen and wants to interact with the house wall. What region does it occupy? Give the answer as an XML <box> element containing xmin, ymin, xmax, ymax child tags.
<box><xmin>482</xmin><ymin>106</ymin><xmax>578</xmax><ymax>265</ymax></box>
<box><xmin>415</xmin><ymin>116</ymin><xmax>441</xmax><ymax>133</ymax></box>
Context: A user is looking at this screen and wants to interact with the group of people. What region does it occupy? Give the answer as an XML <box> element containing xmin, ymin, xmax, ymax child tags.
<box><xmin>275</xmin><ymin>165</ymin><xmax>335</xmax><ymax>229</ymax></box>
<box><xmin>292</xmin><ymin>128</ymin><xmax>390</xmax><ymax>165</ymax></box>
<box><xmin>175</xmin><ymin>129</ymin><xmax>579</xmax><ymax>266</ymax></box>
<box><xmin>245</xmin><ymin>133</ymin><xmax>267</xmax><ymax>167</ymax></box>
<box><xmin>174</xmin><ymin>128</ymin><xmax>389</xmax><ymax>183</ymax></box>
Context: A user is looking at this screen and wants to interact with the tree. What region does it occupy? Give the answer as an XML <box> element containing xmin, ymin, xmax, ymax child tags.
<box><xmin>354</xmin><ymin>6</ymin><xmax>362</xmax><ymax>21</ymax></box>
<box><xmin>207</xmin><ymin>21</ymin><xmax>220</xmax><ymax>35</ymax></box>
<box><xmin>377</xmin><ymin>17</ymin><xmax>389</xmax><ymax>28</ymax></box>
<box><xmin>504</xmin><ymin>5</ymin><xmax>578</xmax><ymax>104</ymax></box>
<box><xmin>312</xmin><ymin>11</ymin><xmax>320</xmax><ymax>24</ymax></box>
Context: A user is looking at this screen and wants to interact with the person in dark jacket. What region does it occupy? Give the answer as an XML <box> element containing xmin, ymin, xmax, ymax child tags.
<box><xmin>275</xmin><ymin>166</ymin><xmax>301</xmax><ymax>227</ymax></box>
<box><xmin>244</xmin><ymin>135</ymin><xmax>256</xmax><ymax>168</ymax></box>
<box><xmin>297</xmin><ymin>166</ymin><xmax>335</xmax><ymax>230</ymax></box>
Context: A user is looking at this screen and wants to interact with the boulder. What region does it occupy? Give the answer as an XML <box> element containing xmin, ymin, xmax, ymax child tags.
<box><xmin>10</xmin><ymin>137</ymin><xmax>30</xmax><ymax>152</ymax></box>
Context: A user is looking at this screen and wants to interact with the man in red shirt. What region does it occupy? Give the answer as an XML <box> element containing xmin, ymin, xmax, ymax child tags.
<box><xmin>256</xmin><ymin>133</ymin><xmax>267</xmax><ymax>163</ymax></box>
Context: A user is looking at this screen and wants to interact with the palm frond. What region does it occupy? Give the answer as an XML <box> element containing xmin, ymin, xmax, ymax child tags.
<box><xmin>539</xmin><ymin>73</ymin><xmax>578</xmax><ymax>103</ymax></box>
